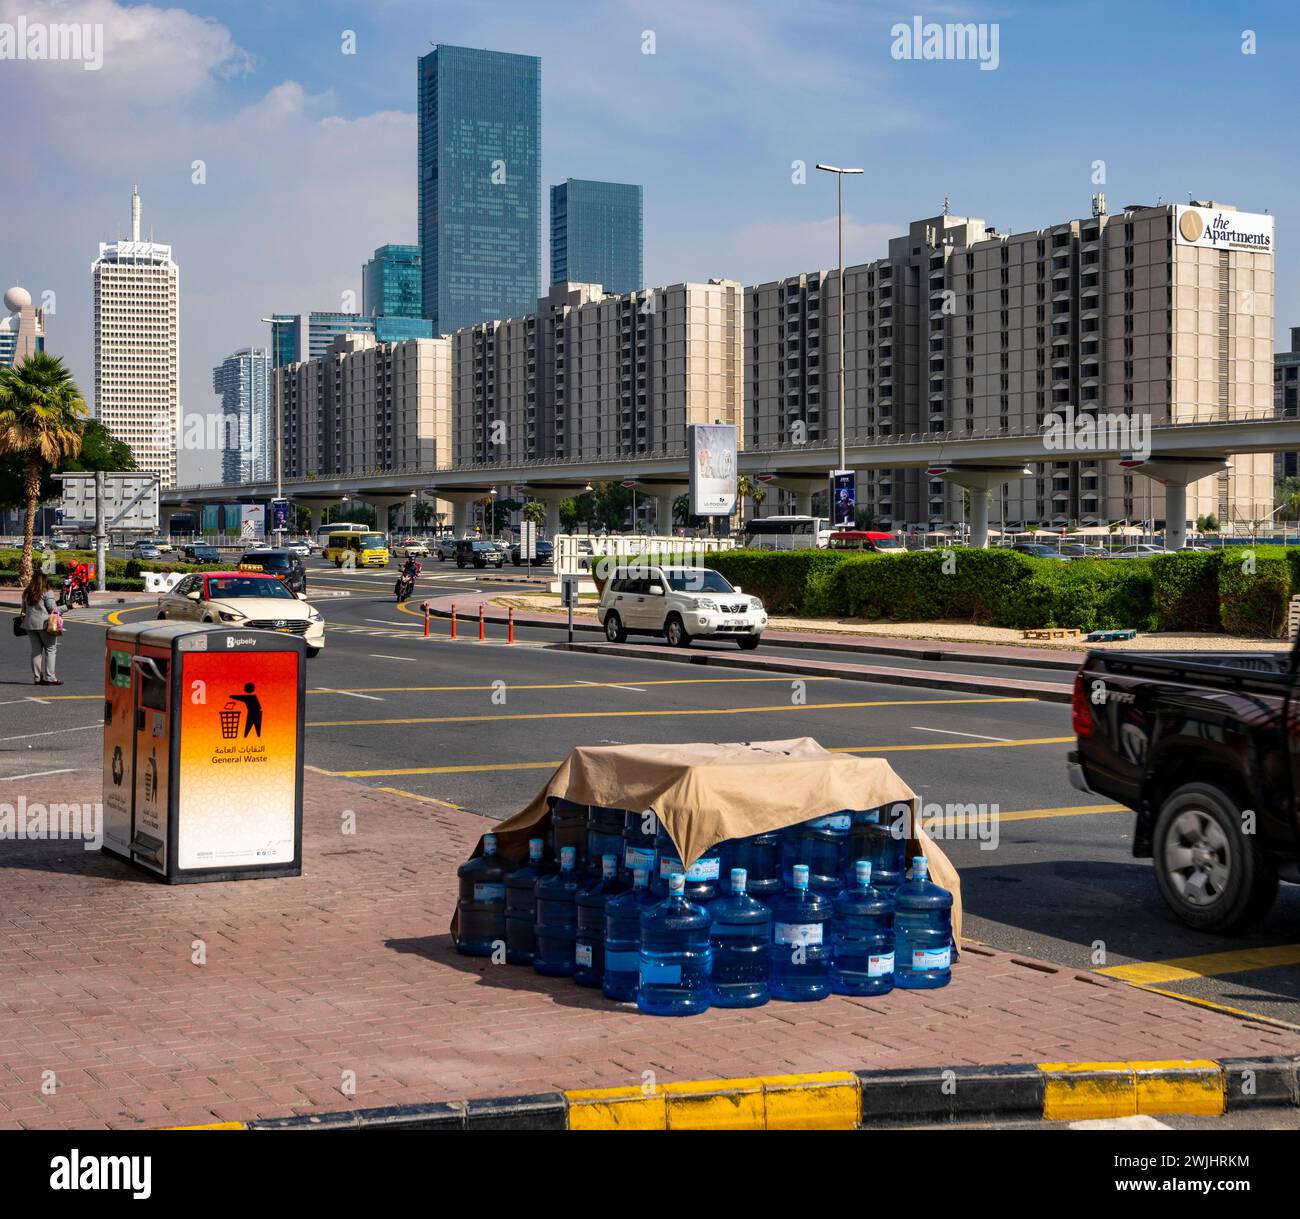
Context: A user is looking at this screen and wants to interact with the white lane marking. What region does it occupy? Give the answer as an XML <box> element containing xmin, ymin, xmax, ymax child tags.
<box><xmin>0</xmin><ymin>723</ymin><xmax>101</xmax><ymax>743</ymax></box>
<box><xmin>0</xmin><ymin>767</ymin><xmax>81</xmax><ymax>781</ymax></box>
<box><xmin>369</xmin><ymin>654</ymin><xmax>417</xmax><ymax>662</ymax></box>
<box><xmin>363</xmin><ymin>618</ymin><xmax>424</xmax><ymax>628</ymax></box>
<box><xmin>313</xmin><ymin>687</ymin><xmax>384</xmax><ymax>702</ymax></box>
<box><xmin>575</xmin><ymin>679</ymin><xmax>646</xmax><ymax>693</ymax></box>
<box><xmin>908</xmin><ymin>726</ymin><xmax>1011</xmax><ymax>742</ymax></box>
<box><xmin>1068</xmin><ymin>1116</ymin><xmax>1171</xmax><ymax>1130</ymax></box>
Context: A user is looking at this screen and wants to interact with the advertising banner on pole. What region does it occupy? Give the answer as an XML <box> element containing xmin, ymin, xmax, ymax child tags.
<box><xmin>688</xmin><ymin>423</ymin><xmax>738</xmax><ymax>517</ymax></box>
<box><xmin>270</xmin><ymin>498</ymin><xmax>290</xmax><ymax>532</ymax></box>
<box><xmin>830</xmin><ymin>470</ymin><xmax>856</xmax><ymax>528</ymax></box>
<box><xmin>240</xmin><ymin>503</ymin><xmax>266</xmax><ymax>540</ymax></box>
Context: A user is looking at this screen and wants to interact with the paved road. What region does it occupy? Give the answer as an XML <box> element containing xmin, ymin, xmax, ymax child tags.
<box><xmin>2</xmin><ymin>555</ymin><xmax>1296</xmax><ymax>1029</ymax></box>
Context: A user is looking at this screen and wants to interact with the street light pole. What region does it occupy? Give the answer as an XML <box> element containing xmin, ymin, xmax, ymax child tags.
<box><xmin>816</xmin><ymin>164</ymin><xmax>863</xmax><ymax>477</ymax></box>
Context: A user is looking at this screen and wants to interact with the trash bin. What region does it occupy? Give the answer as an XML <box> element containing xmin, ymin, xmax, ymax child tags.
<box><xmin>102</xmin><ymin>621</ymin><xmax>305</xmax><ymax>883</ymax></box>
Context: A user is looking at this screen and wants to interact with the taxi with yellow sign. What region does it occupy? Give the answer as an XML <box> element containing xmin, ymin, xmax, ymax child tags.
<box><xmin>156</xmin><ymin>571</ymin><xmax>325</xmax><ymax>657</ymax></box>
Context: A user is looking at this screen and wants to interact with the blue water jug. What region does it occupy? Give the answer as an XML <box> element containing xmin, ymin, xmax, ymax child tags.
<box><xmin>830</xmin><ymin>860</ymin><xmax>895</xmax><ymax>995</ymax></box>
<box><xmin>708</xmin><ymin>869</ymin><xmax>771</xmax><ymax>1008</ymax></box>
<box><xmin>504</xmin><ymin>837</ymin><xmax>551</xmax><ymax>965</ymax></box>
<box><xmin>652</xmin><ymin>825</ymin><xmax>721</xmax><ymax>903</ymax></box>
<box><xmin>456</xmin><ymin>832</ymin><xmax>506</xmax><ymax>957</ymax></box>
<box><xmin>575</xmin><ymin>854</ymin><xmax>627</xmax><ymax>988</ymax></box>
<box><xmin>781</xmin><ymin>811</ymin><xmax>851</xmax><ymax>893</ymax></box>
<box><xmin>893</xmin><ymin>856</ymin><xmax>953</xmax><ymax>989</ymax></box>
<box><xmin>548</xmin><ymin>797</ymin><xmax>588</xmax><ymax>875</ymax></box>
<box><xmin>603</xmin><ymin>866</ymin><xmax>655</xmax><ymax>1002</ymax></box>
<box><xmin>768</xmin><ymin>863</ymin><xmax>832</xmax><ymax>1002</ymax></box>
<box><xmin>533</xmin><ymin>845</ymin><xmax>581</xmax><ymax>977</ymax></box>
<box><xmin>719</xmin><ymin>831</ymin><xmax>782</xmax><ymax>902</ymax></box>
<box><xmin>622</xmin><ymin>809</ymin><xmax>658</xmax><ymax>881</ymax></box>
<box><xmin>637</xmin><ymin>871</ymin><xmax>713</xmax><ymax>1017</ymax></box>
<box><xmin>586</xmin><ymin>806</ymin><xmax>625</xmax><ymax>877</ymax></box>
<box><xmin>846</xmin><ymin>805</ymin><xmax>907</xmax><ymax>890</ymax></box>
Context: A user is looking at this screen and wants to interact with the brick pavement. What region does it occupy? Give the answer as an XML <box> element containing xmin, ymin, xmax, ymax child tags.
<box><xmin>1</xmin><ymin>772</ymin><xmax>1297</xmax><ymax>1129</ymax></box>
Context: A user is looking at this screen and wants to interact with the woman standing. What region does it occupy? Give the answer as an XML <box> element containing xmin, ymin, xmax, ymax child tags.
<box><xmin>21</xmin><ymin>570</ymin><xmax>63</xmax><ymax>686</ymax></box>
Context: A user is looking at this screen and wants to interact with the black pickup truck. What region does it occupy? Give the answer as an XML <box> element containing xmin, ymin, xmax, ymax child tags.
<box><xmin>1069</xmin><ymin>646</ymin><xmax>1299</xmax><ymax>933</ymax></box>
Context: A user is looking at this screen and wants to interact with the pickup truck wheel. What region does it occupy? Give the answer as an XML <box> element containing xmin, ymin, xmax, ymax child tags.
<box><xmin>1152</xmin><ymin>783</ymin><xmax>1277</xmax><ymax>933</ymax></box>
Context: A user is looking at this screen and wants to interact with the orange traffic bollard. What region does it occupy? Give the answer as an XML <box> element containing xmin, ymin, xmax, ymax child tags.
<box><xmin>507</xmin><ymin>607</ymin><xmax>515</xmax><ymax>644</ymax></box>
<box><xmin>423</xmin><ymin>602</ymin><xmax>430</xmax><ymax>637</ymax></box>
<box><xmin>450</xmin><ymin>604</ymin><xmax>457</xmax><ymax>640</ymax></box>
<box><xmin>478</xmin><ymin>603</ymin><xmax>485</xmax><ymax>642</ymax></box>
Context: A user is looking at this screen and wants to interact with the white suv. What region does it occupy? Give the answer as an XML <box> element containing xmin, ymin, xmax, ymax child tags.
<box><xmin>599</xmin><ymin>565</ymin><xmax>767</xmax><ymax>649</ymax></box>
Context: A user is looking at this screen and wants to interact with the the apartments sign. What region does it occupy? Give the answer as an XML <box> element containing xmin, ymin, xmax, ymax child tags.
<box><xmin>1174</xmin><ymin>206</ymin><xmax>1273</xmax><ymax>254</ymax></box>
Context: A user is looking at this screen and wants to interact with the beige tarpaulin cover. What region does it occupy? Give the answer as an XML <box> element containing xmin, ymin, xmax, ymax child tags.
<box><xmin>453</xmin><ymin>737</ymin><xmax>961</xmax><ymax>945</ymax></box>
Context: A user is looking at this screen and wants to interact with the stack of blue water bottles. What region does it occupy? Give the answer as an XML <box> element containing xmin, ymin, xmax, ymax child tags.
<box><xmin>454</xmin><ymin>798</ymin><xmax>954</xmax><ymax>1016</ymax></box>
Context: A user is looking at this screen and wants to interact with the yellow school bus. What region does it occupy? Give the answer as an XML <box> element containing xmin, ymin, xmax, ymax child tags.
<box><xmin>324</xmin><ymin>530</ymin><xmax>390</xmax><ymax>568</ymax></box>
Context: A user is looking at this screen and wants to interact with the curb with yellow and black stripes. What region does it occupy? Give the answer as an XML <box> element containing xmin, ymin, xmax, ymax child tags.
<box><xmin>195</xmin><ymin>1057</ymin><xmax>1299</xmax><ymax>1130</ymax></box>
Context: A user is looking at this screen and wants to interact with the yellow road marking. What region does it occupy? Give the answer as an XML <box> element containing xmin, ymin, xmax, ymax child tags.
<box><xmin>106</xmin><ymin>604</ymin><xmax>157</xmax><ymax>625</ymax></box>
<box><xmin>376</xmin><ymin>785</ymin><xmax>464</xmax><ymax>811</ymax></box>
<box><xmin>306</xmin><ymin>676</ymin><xmax>836</xmax><ymax>695</ymax></box>
<box><xmin>306</xmin><ymin>695</ymin><xmax>1031</xmax><ymax>729</ymax></box>
<box><xmin>1098</xmin><ymin>944</ymin><xmax>1300</xmax><ymax>986</ymax></box>
<box><xmin>1130</xmin><ymin>985</ymin><xmax>1300</xmax><ymax>1032</ymax></box>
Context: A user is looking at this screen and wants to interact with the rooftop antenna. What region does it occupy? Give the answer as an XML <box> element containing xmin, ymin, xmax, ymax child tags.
<box><xmin>942</xmin><ymin>195</ymin><xmax>950</xmax><ymax>216</ymax></box>
<box><xmin>131</xmin><ymin>185</ymin><xmax>141</xmax><ymax>242</ymax></box>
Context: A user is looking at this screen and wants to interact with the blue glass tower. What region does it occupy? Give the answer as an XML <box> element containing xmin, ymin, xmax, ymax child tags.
<box><xmin>550</xmin><ymin>179</ymin><xmax>643</xmax><ymax>295</ymax></box>
<box><xmin>363</xmin><ymin>245</ymin><xmax>423</xmax><ymax>319</ymax></box>
<box><xmin>267</xmin><ymin>312</ymin><xmax>431</xmax><ymax>367</ymax></box>
<box><xmin>418</xmin><ymin>45</ymin><xmax>541</xmax><ymax>335</ymax></box>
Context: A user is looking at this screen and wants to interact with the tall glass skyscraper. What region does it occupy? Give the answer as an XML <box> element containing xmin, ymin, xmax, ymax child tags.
<box><xmin>213</xmin><ymin>347</ymin><xmax>272</xmax><ymax>484</ymax></box>
<box><xmin>363</xmin><ymin>244</ymin><xmax>423</xmax><ymax>318</ymax></box>
<box><xmin>550</xmin><ymin>179</ymin><xmax>643</xmax><ymax>295</ymax></box>
<box><xmin>418</xmin><ymin>45</ymin><xmax>541</xmax><ymax>334</ymax></box>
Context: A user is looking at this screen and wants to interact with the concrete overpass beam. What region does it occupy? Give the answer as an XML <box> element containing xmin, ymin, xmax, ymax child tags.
<box><xmin>1120</xmin><ymin>457</ymin><xmax>1231</xmax><ymax>551</ymax></box>
<box><xmin>927</xmin><ymin>465</ymin><xmax>1032</xmax><ymax>548</ymax></box>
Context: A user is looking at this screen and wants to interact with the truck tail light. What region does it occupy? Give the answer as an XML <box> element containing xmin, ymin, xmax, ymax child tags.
<box><xmin>1071</xmin><ymin>671</ymin><xmax>1093</xmax><ymax>737</ymax></box>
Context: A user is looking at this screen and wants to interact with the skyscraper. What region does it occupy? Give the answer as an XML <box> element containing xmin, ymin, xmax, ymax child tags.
<box><xmin>92</xmin><ymin>188</ymin><xmax>180</xmax><ymax>488</ymax></box>
<box><xmin>213</xmin><ymin>347</ymin><xmax>272</xmax><ymax>484</ymax></box>
<box><xmin>362</xmin><ymin>244</ymin><xmax>423</xmax><ymax>319</ymax></box>
<box><xmin>550</xmin><ymin>179</ymin><xmax>643</xmax><ymax>295</ymax></box>
<box><xmin>418</xmin><ymin>45</ymin><xmax>541</xmax><ymax>334</ymax></box>
<box><xmin>0</xmin><ymin>286</ymin><xmax>45</xmax><ymax>367</ymax></box>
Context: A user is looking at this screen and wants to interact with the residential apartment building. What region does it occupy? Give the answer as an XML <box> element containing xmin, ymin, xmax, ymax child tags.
<box><xmin>550</xmin><ymin>179</ymin><xmax>643</xmax><ymax>296</ymax></box>
<box><xmin>92</xmin><ymin>189</ymin><xmax>180</xmax><ymax>488</ymax></box>
<box><xmin>278</xmin><ymin>333</ymin><xmax>451</xmax><ymax>480</ymax></box>
<box><xmin>748</xmin><ymin>199</ymin><xmax>1274</xmax><ymax>531</ymax></box>
<box><xmin>0</xmin><ymin>285</ymin><xmax>44</xmax><ymax>366</ymax></box>
<box><xmin>418</xmin><ymin>45</ymin><xmax>541</xmax><ymax>334</ymax></box>
<box><xmin>213</xmin><ymin>347</ymin><xmax>272</xmax><ymax>484</ymax></box>
<box><xmin>453</xmin><ymin>278</ymin><xmax>743</xmax><ymax>467</ymax></box>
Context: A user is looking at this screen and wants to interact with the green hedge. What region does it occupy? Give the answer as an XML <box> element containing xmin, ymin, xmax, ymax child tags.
<box><xmin>705</xmin><ymin>549</ymin><xmax>853</xmax><ymax>616</ymax></box>
<box><xmin>1151</xmin><ymin>551</ymin><xmax>1224</xmax><ymax>632</ymax></box>
<box><xmin>1218</xmin><ymin>547</ymin><xmax>1291</xmax><ymax>637</ymax></box>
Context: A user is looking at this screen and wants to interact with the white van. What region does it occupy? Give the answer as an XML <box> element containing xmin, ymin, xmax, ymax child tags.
<box><xmin>599</xmin><ymin>565</ymin><xmax>767</xmax><ymax>649</ymax></box>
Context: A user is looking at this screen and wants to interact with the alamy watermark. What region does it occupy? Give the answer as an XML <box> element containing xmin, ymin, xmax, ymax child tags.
<box><xmin>890</xmin><ymin>16</ymin><xmax>1000</xmax><ymax>71</ymax></box>
<box><xmin>0</xmin><ymin>798</ymin><xmax>103</xmax><ymax>850</ymax></box>
<box><xmin>0</xmin><ymin>16</ymin><xmax>103</xmax><ymax>70</ymax></box>
<box><xmin>1042</xmin><ymin>405</ymin><xmax>1151</xmax><ymax>461</ymax></box>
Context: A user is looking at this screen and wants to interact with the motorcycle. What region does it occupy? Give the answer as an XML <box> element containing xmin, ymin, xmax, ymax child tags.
<box><xmin>394</xmin><ymin>571</ymin><xmax>417</xmax><ymax>601</ymax></box>
<box><xmin>58</xmin><ymin>579</ymin><xmax>90</xmax><ymax>609</ymax></box>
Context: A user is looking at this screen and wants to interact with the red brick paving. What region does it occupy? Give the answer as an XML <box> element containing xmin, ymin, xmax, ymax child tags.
<box><xmin>0</xmin><ymin>773</ymin><xmax>1297</xmax><ymax>1129</ymax></box>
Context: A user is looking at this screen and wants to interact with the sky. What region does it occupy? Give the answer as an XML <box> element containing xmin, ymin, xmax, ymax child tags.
<box><xmin>3</xmin><ymin>0</ymin><xmax>1298</xmax><ymax>482</ymax></box>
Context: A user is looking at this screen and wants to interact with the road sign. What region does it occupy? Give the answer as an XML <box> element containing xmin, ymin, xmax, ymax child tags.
<box><xmin>56</xmin><ymin>471</ymin><xmax>159</xmax><ymax>530</ymax></box>
<box><xmin>520</xmin><ymin>520</ymin><xmax>537</xmax><ymax>562</ymax></box>
<box><xmin>620</xmin><ymin>480</ymin><xmax>638</xmax><ymax>489</ymax></box>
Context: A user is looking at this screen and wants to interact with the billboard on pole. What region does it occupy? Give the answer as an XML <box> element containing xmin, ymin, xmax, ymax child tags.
<box><xmin>688</xmin><ymin>423</ymin><xmax>738</xmax><ymax>517</ymax></box>
<box><xmin>830</xmin><ymin>470</ymin><xmax>856</xmax><ymax>527</ymax></box>
<box><xmin>56</xmin><ymin>472</ymin><xmax>159</xmax><ymax>530</ymax></box>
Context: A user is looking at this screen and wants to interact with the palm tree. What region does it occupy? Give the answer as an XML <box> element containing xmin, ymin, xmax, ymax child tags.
<box><xmin>0</xmin><ymin>353</ymin><xmax>88</xmax><ymax>583</ymax></box>
<box><xmin>1275</xmin><ymin>477</ymin><xmax>1300</xmax><ymax>522</ymax></box>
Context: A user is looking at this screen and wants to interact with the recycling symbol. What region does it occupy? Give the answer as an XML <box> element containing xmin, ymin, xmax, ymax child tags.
<box><xmin>111</xmin><ymin>745</ymin><xmax>124</xmax><ymax>786</ymax></box>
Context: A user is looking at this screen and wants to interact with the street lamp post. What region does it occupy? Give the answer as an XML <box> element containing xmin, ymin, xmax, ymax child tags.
<box><xmin>815</xmin><ymin>163</ymin><xmax>864</xmax><ymax>477</ymax></box>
